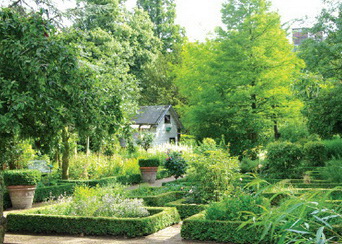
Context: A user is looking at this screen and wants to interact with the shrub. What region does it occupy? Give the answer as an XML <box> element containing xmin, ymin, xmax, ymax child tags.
<box><xmin>240</xmin><ymin>158</ymin><xmax>264</xmax><ymax>173</ymax></box>
<box><xmin>205</xmin><ymin>194</ymin><xmax>270</xmax><ymax>221</ymax></box>
<box><xmin>303</xmin><ymin>141</ymin><xmax>327</xmax><ymax>166</ymax></box>
<box><xmin>164</xmin><ymin>151</ymin><xmax>187</xmax><ymax>179</ymax></box>
<box><xmin>4</xmin><ymin>169</ymin><xmax>41</xmax><ymax>186</ymax></box>
<box><xmin>138</xmin><ymin>158</ymin><xmax>160</xmax><ymax>167</ymax></box>
<box><xmin>136</xmin><ymin>132</ymin><xmax>154</xmax><ymax>151</ymax></box>
<box><xmin>187</xmin><ymin>150</ymin><xmax>240</xmax><ymax>203</ymax></box>
<box><xmin>194</xmin><ymin>138</ymin><xmax>218</xmax><ymax>154</ymax></box>
<box><xmin>322</xmin><ymin>138</ymin><xmax>342</xmax><ymax>160</ymax></box>
<box><xmin>266</xmin><ymin>141</ymin><xmax>303</xmax><ymax>178</ymax></box>
<box><xmin>322</xmin><ymin>159</ymin><xmax>342</xmax><ymax>183</ymax></box>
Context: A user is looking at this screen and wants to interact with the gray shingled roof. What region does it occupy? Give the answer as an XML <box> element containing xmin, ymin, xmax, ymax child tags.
<box><xmin>132</xmin><ymin>105</ymin><xmax>183</xmax><ymax>129</ymax></box>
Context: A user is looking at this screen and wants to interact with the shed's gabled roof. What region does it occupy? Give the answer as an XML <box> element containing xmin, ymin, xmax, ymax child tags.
<box><xmin>132</xmin><ymin>105</ymin><xmax>183</xmax><ymax>129</ymax></box>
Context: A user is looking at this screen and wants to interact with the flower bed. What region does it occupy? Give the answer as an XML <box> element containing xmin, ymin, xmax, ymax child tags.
<box><xmin>7</xmin><ymin>205</ymin><xmax>180</xmax><ymax>237</ymax></box>
<box><xmin>166</xmin><ymin>198</ymin><xmax>207</xmax><ymax>219</ymax></box>
<box><xmin>181</xmin><ymin>212</ymin><xmax>266</xmax><ymax>243</ymax></box>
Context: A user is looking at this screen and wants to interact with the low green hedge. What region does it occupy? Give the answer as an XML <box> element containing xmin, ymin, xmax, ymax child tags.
<box><xmin>4</xmin><ymin>169</ymin><xmax>41</xmax><ymax>186</ymax></box>
<box><xmin>130</xmin><ymin>191</ymin><xmax>185</xmax><ymax>207</ymax></box>
<box><xmin>7</xmin><ymin>205</ymin><xmax>180</xmax><ymax>237</ymax></box>
<box><xmin>58</xmin><ymin>174</ymin><xmax>142</xmax><ymax>187</ymax></box>
<box><xmin>34</xmin><ymin>184</ymin><xmax>75</xmax><ymax>202</ymax></box>
<box><xmin>181</xmin><ymin>212</ymin><xmax>267</xmax><ymax>243</ymax></box>
<box><xmin>166</xmin><ymin>198</ymin><xmax>207</xmax><ymax>219</ymax></box>
<box><xmin>4</xmin><ymin>184</ymin><xmax>75</xmax><ymax>210</ymax></box>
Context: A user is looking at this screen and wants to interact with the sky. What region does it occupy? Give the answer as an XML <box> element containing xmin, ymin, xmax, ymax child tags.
<box><xmin>126</xmin><ymin>0</ymin><xmax>326</xmax><ymax>41</ymax></box>
<box><xmin>1</xmin><ymin>0</ymin><xmax>327</xmax><ymax>41</ymax></box>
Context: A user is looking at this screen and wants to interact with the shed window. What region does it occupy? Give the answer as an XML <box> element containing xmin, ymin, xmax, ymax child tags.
<box><xmin>164</xmin><ymin>115</ymin><xmax>171</xmax><ymax>124</ymax></box>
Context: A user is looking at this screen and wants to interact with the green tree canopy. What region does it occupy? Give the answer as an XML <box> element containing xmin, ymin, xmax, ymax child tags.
<box><xmin>175</xmin><ymin>0</ymin><xmax>304</xmax><ymax>154</ymax></box>
<box><xmin>299</xmin><ymin>1</ymin><xmax>342</xmax><ymax>80</ymax></box>
<box><xmin>136</xmin><ymin>0</ymin><xmax>185</xmax><ymax>53</ymax></box>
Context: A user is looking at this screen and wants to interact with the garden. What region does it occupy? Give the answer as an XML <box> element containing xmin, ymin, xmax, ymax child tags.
<box><xmin>1</xmin><ymin>0</ymin><xmax>342</xmax><ymax>243</ymax></box>
<box><xmin>3</xmin><ymin>136</ymin><xmax>342</xmax><ymax>243</ymax></box>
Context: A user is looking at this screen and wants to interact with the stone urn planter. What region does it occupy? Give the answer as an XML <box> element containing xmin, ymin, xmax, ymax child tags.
<box><xmin>139</xmin><ymin>159</ymin><xmax>160</xmax><ymax>183</ymax></box>
<box><xmin>4</xmin><ymin>169</ymin><xmax>41</xmax><ymax>209</ymax></box>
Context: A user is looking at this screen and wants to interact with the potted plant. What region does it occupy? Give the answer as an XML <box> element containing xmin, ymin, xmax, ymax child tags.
<box><xmin>4</xmin><ymin>169</ymin><xmax>41</xmax><ymax>209</ymax></box>
<box><xmin>139</xmin><ymin>159</ymin><xmax>160</xmax><ymax>183</ymax></box>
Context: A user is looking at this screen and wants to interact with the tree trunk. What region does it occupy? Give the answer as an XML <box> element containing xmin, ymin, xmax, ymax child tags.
<box><xmin>0</xmin><ymin>173</ymin><xmax>6</xmax><ymax>243</ymax></box>
<box><xmin>62</xmin><ymin>127</ymin><xmax>70</xmax><ymax>180</ymax></box>
<box><xmin>274</xmin><ymin>120</ymin><xmax>281</xmax><ymax>140</ymax></box>
<box><xmin>86</xmin><ymin>137</ymin><xmax>90</xmax><ymax>156</ymax></box>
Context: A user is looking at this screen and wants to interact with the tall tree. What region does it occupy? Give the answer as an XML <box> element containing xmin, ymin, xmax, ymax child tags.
<box><xmin>136</xmin><ymin>0</ymin><xmax>184</xmax><ymax>53</ymax></box>
<box><xmin>299</xmin><ymin>1</ymin><xmax>342</xmax><ymax>138</ymax></box>
<box><xmin>70</xmin><ymin>0</ymin><xmax>161</xmax><ymax>110</ymax></box>
<box><xmin>175</xmin><ymin>0</ymin><xmax>304</xmax><ymax>154</ymax></box>
<box><xmin>299</xmin><ymin>1</ymin><xmax>342</xmax><ymax>81</ymax></box>
<box><xmin>0</xmin><ymin>7</ymin><xmax>119</xmax><ymax>240</ymax></box>
<box><xmin>303</xmin><ymin>82</ymin><xmax>342</xmax><ymax>138</ymax></box>
<box><xmin>136</xmin><ymin>0</ymin><xmax>185</xmax><ymax>106</ymax></box>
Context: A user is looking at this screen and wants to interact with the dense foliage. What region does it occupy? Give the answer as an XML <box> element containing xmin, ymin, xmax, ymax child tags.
<box><xmin>174</xmin><ymin>0</ymin><xmax>303</xmax><ymax>155</ymax></box>
<box><xmin>4</xmin><ymin>169</ymin><xmax>41</xmax><ymax>186</ymax></box>
<box><xmin>205</xmin><ymin>194</ymin><xmax>270</xmax><ymax>221</ymax></box>
<box><xmin>187</xmin><ymin>150</ymin><xmax>239</xmax><ymax>203</ymax></box>
<box><xmin>164</xmin><ymin>151</ymin><xmax>187</xmax><ymax>179</ymax></box>
<box><xmin>138</xmin><ymin>158</ymin><xmax>160</xmax><ymax>167</ymax></box>
<box><xmin>266</xmin><ymin>141</ymin><xmax>304</xmax><ymax>178</ymax></box>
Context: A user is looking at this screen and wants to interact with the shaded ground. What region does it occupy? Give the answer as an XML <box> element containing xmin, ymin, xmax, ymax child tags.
<box><xmin>4</xmin><ymin>177</ymin><xmax>219</xmax><ymax>244</ymax></box>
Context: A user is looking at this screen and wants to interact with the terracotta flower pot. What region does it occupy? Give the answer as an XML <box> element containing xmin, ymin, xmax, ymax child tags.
<box><xmin>7</xmin><ymin>185</ymin><xmax>36</xmax><ymax>209</ymax></box>
<box><xmin>140</xmin><ymin>167</ymin><xmax>158</xmax><ymax>183</ymax></box>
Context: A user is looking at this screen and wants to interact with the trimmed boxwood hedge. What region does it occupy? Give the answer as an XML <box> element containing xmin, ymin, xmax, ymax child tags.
<box><xmin>181</xmin><ymin>212</ymin><xmax>267</xmax><ymax>243</ymax></box>
<box><xmin>58</xmin><ymin>174</ymin><xmax>142</xmax><ymax>187</ymax></box>
<box><xmin>34</xmin><ymin>184</ymin><xmax>75</xmax><ymax>202</ymax></box>
<box><xmin>166</xmin><ymin>198</ymin><xmax>207</xmax><ymax>219</ymax></box>
<box><xmin>4</xmin><ymin>169</ymin><xmax>41</xmax><ymax>186</ymax></box>
<box><xmin>130</xmin><ymin>191</ymin><xmax>186</xmax><ymax>207</ymax></box>
<box><xmin>138</xmin><ymin>159</ymin><xmax>160</xmax><ymax>167</ymax></box>
<box><xmin>4</xmin><ymin>184</ymin><xmax>75</xmax><ymax>210</ymax></box>
<box><xmin>7</xmin><ymin>206</ymin><xmax>180</xmax><ymax>237</ymax></box>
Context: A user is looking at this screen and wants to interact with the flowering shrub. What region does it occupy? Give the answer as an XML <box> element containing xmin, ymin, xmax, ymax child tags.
<box><xmin>164</xmin><ymin>151</ymin><xmax>187</xmax><ymax>179</ymax></box>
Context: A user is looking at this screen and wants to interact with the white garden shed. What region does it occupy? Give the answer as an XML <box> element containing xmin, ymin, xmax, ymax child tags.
<box><xmin>131</xmin><ymin>105</ymin><xmax>183</xmax><ymax>145</ymax></box>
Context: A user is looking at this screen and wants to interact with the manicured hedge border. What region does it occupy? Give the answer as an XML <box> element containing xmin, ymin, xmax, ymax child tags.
<box><xmin>4</xmin><ymin>184</ymin><xmax>75</xmax><ymax>210</ymax></box>
<box><xmin>7</xmin><ymin>206</ymin><xmax>180</xmax><ymax>237</ymax></box>
<box><xmin>58</xmin><ymin>174</ymin><xmax>142</xmax><ymax>187</ymax></box>
<box><xmin>166</xmin><ymin>198</ymin><xmax>207</xmax><ymax>219</ymax></box>
<box><xmin>34</xmin><ymin>184</ymin><xmax>75</xmax><ymax>202</ymax></box>
<box><xmin>181</xmin><ymin>212</ymin><xmax>267</xmax><ymax>243</ymax></box>
<box><xmin>129</xmin><ymin>191</ymin><xmax>186</xmax><ymax>207</ymax></box>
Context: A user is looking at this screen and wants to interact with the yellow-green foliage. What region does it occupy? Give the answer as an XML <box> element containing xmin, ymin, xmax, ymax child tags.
<box><xmin>187</xmin><ymin>150</ymin><xmax>240</xmax><ymax>203</ymax></box>
<box><xmin>69</xmin><ymin>153</ymin><xmax>140</xmax><ymax>180</ymax></box>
